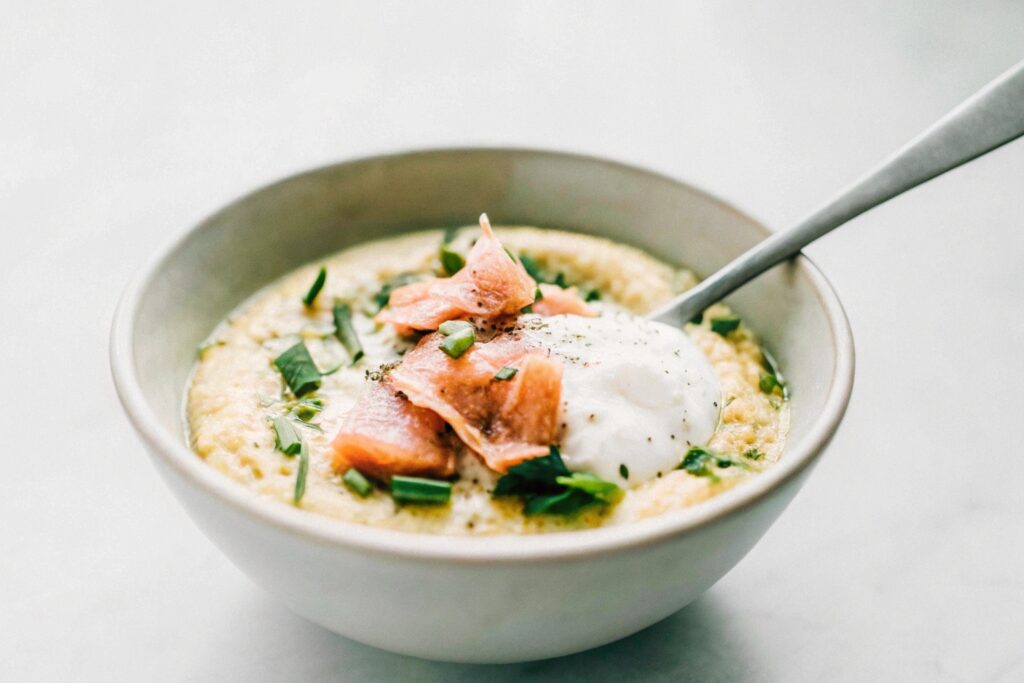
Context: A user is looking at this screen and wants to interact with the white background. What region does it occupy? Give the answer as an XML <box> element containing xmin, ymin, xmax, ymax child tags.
<box><xmin>3</xmin><ymin>2</ymin><xmax>1023</xmax><ymax>680</ymax></box>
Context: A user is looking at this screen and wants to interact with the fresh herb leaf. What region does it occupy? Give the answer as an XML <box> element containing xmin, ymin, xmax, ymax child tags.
<box><xmin>523</xmin><ymin>488</ymin><xmax>593</xmax><ymax>516</ymax></box>
<box><xmin>391</xmin><ymin>476</ymin><xmax>452</xmax><ymax>505</ymax></box>
<box><xmin>555</xmin><ymin>473</ymin><xmax>622</xmax><ymax>503</ymax></box>
<box><xmin>290</xmin><ymin>397</ymin><xmax>323</xmax><ymax>421</ymax></box>
<box><xmin>343</xmin><ymin>468</ymin><xmax>373</xmax><ymax>497</ymax></box>
<box><xmin>519</xmin><ymin>254</ymin><xmax>544</xmax><ymax>282</ymax></box>
<box><xmin>373</xmin><ymin>273</ymin><xmax>421</xmax><ymax>311</ymax></box>
<box><xmin>759</xmin><ymin>347</ymin><xmax>789</xmax><ymax>399</ymax></box>
<box><xmin>439</xmin><ymin>244</ymin><xmax>465</xmax><ymax>275</ymax></box>
<box><xmin>439</xmin><ymin>325</ymin><xmax>475</xmax><ymax>359</ymax></box>
<box><xmin>553</xmin><ymin>272</ymin><xmax>568</xmax><ymax>289</ymax></box>
<box><xmin>272</xmin><ymin>416</ymin><xmax>303</xmax><ymax>455</ymax></box>
<box><xmin>332</xmin><ymin>302</ymin><xmax>364</xmax><ymax>364</ymax></box>
<box><xmin>619</xmin><ymin>463</ymin><xmax>629</xmax><ymax>480</ymax></box>
<box><xmin>293</xmin><ymin>442</ymin><xmax>309</xmax><ymax>503</ymax></box>
<box><xmin>584</xmin><ymin>288</ymin><xmax>601</xmax><ymax>302</ymax></box>
<box><xmin>493</xmin><ymin>446</ymin><xmax>620</xmax><ymax>516</ymax></box>
<box><xmin>743</xmin><ymin>448</ymin><xmax>764</xmax><ymax>461</ymax></box>
<box><xmin>679</xmin><ymin>446</ymin><xmax>733</xmax><ymax>480</ymax></box>
<box><xmin>689</xmin><ymin>311</ymin><xmax>704</xmax><ymax>325</ymax></box>
<box><xmin>303</xmin><ymin>267</ymin><xmax>327</xmax><ymax>307</ymax></box>
<box><xmin>494</xmin><ymin>366</ymin><xmax>518</xmax><ymax>381</ymax></box>
<box><xmin>274</xmin><ymin>342</ymin><xmax>322</xmax><ymax>397</ymax></box>
<box><xmin>710</xmin><ymin>317</ymin><xmax>741</xmax><ymax>335</ymax></box>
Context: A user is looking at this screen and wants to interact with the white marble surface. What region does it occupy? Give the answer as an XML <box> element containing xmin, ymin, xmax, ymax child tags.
<box><xmin>3</xmin><ymin>2</ymin><xmax>1023</xmax><ymax>680</ymax></box>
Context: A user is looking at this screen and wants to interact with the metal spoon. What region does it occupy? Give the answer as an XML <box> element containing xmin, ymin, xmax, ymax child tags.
<box><xmin>650</xmin><ymin>60</ymin><xmax>1024</xmax><ymax>327</ymax></box>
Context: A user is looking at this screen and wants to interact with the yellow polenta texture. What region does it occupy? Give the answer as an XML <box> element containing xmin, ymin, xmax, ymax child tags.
<box><xmin>187</xmin><ymin>227</ymin><xmax>789</xmax><ymax>534</ymax></box>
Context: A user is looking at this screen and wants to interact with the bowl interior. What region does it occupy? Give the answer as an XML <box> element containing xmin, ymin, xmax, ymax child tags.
<box><xmin>127</xmin><ymin>148</ymin><xmax>847</xmax><ymax>540</ymax></box>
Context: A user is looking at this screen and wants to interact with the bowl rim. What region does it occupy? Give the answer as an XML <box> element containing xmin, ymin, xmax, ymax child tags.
<box><xmin>110</xmin><ymin>146</ymin><xmax>855</xmax><ymax>564</ymax></box>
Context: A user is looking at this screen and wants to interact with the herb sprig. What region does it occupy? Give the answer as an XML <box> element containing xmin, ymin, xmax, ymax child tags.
<box><xmin>493</xmin><ymin>446</ymin><xmax>622</xmax><ymax>516</ymax></box>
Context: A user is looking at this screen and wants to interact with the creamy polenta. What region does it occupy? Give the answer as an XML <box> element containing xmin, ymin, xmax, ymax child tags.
<box><xmin>187</xmin><ymin>227</ymin><xmax>789</xmax><ymax>534</ymax></box>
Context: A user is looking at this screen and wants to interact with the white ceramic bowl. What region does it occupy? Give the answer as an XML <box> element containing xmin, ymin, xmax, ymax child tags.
<box><xmin>110</xmin><ymin>148</ymin><xmax>854</xmax><ymax>663</ymax></box>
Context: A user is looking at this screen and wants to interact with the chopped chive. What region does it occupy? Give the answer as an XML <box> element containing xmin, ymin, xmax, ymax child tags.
<box><xmin>303</xmin><ymin>267</ymin><xmax>327</xmax><ymax>307</ymax></box>
<box><xmin>373</xmin><ymin>273</ymin><xmax>420</xmax><ymax>311</ymax></box>
<box><xmin>293</xmin><ymin>442</ymin><xmax>309</xmax><ymax>503</ymax></box>
<box><xmin>584</xmin><ymin>288</ymin><xmax>601</xmax><ymax>302</ymax></box>
<box><xmin>391</xmin><ymin>476</ymin><xmax>452</xmax><ymax>505</ymax></box>
<box><xmin>332</xmin><ymin>302</ymin><xmax>364</xmax><ymax>364</ymax></box>
<box><xmin>440</xmin><ymin>327</ymin><xmax>475</xmax><ymax>358</ymax></box>
<box><xmin>494</xmin><ymin>366</ymin><xmax>518</xmax><ymax>381</ymax></box>
<box><xmin>759</xmin><ymin>347</ymin><xmax>789</xmax><ymax>399</ymax></box>
<box><xmin>439</xmin><ymin>244</ymin><xmax>465</xmax><ymax>275</ymax></box>
<box><xmin>519</xmin><ymin>254</ymin><xmax>544</xmax><ymax>282</ymax></box>
<box><xmin>710</xmin><ymin>317</ymin><xmax>741</xmax><ymax>335</ymax></box>
<box><xmin>690</xmin><ymin>311</ymin><xmax>704</xmax><ymax>325</ymax></box>
<box><xmin>274</xmin><ymin>342</ymin><xmax>322</xmax><ymax>397</ymax></box>
<box><xmin>553</xmin><ymin>272</ymin><xmax>568</xmax><ymax>289</ymax></box>
<box><xmin>534</xmin><ymin>287</ymin><xmax>543</xmax><ymax>301</ymax></box>
<box><xmin>291</xmin><ymin>397</ymin><xmax>323</xmax><ymax>421</ymax></box>
<box><xmin>438</xmin><ymin>320</ymin><xmax>474</xmax><ymax>336</ymax></box>
<box><xmin>343</xmin><ymin>468</ymin><xmax>373</xmax><ymax>497</ymax></box>
<box><xmin>272</xmin><ymin>416</ymin><xmax>303</xmax><ymax>455</ymax></box>
<box><xmin>619</xmin><ymin>463</ymin><xmax>629</xmax><ymax>480</ymax></box>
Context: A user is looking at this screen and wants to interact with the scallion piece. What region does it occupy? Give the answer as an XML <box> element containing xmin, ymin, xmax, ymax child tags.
<box><xmin>274</xmin><ymin>342</ymin><xmax>322</xmax><ymax>397</ymax></box>
<box><xmin>494</xmin><ymin>366</ymin><xmax>518</xmax><ymax>381</ymax></box>
<box><xmin>555</xmin><ymin>472</ymin><xmax>621</xmax><ymax>503</ymax></box>
<box><xmin>293</xmin><ymin>442</ymin><xmax>309</xmax><ymax>503</ymax></box>
<box><xmin>440</xmin><ymin>328</ymin><xmax>475</xmax><ymax>358</ymax></box>
<box><xmin>439</xmin><ymin>244</ymin><xmax>465</xmax><ymax>275</ymax></box>
<box><xmin>272</xmin><ymin>416</ymin><xmax>303</xmax><ymax>455</ymax></box>
<box><xmin>391</xmin><ymin>476</ymin><xmax>452</xmax><ymax>505</ymax></box>
<box><xmin>303</xmin><ymin>267</ymin><xmax>327</xmax><ymax>307</ymax></box>
<box><xmin>332</xmin><ymin>302</ymin><xmax>364</xmax><ymax>364</ymax></box>
<box><xmin>710</xmin><ymin>317</ymin><xmax>741</xmax><ymax>335</ymax></box>
<box><xmin>584</xmin><ymin>288</ymin><xmax>601</xmax><ymax>302</ymax></box>
<box><xmin>343</xmin><ymin>468</ymin><xmax>373</xmax><ymax>497</ymax></box>
<box><xmin>438</xmin><ymin>320</ymin><xmax>474</xmax><ymax>336</ymax></box>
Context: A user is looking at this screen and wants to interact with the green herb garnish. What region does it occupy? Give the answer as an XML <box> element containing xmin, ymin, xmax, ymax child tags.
<box><xmin>743</xmin><ymin>448</ymin><xmax>764</xmax><ymax>461</ymax></box>
<box><xmin>391</xmin><ymin>475</ymin><xmax>452</xmax><ymax>505</ymax></box>
<box><xmin>438</xmin><ymin>320</ymin><xmax>475</xmax><ymax>359</ymax></box>
<box><xmin>290</xmin><ymin>397</ymin><xmax>323</xmax><ymax>421</ymax></box>
<box><xmin>759</xmin><ymin>347</ymin><xmax>789</xmax><ymax>399</ymax></box>
<box><xmin>519</xmin><ymin>254</ymin><xmax>544</xmax><ymax>282</ymax></box>
<box><xmin>494</xmin><ymin>366</ymin><xmax>518</xmax><ymax>381</ymax></box>
<box><xmin>343</xmin><ymin>468</ymin><xmax>373</xmax><ymax>497</ymax></box>
<box><xmin>679</xmin><ymin>446</ymin><xmax>733</xmax><ymax>480</ymax></box>
<box><xmin>439</xmin><ymin>244</ymin><xmax>465</xmax><ymax>275</ymax></box>
<box><xmin>272</xmin><ymin>416</ymin><xmax>303</xmax><ymax>455</ymax></box>
<box><xmin>710</xmin><ymin>317</ymin><xmax>741</xmax><ymax>335</ymax></box>
<box><xmin>584</xmin><ymin>288</ymin><xmax>601</xmax><ymax>302</ymax></box>
<box><xmin>332</xmin><ymin>302</ymin><xmax>364</xmax><ymax>364</ymax></box>
<box><xmin>303</xmin><ymin>267</ymin><xmax>327</xmax><ymax>307</ymax></box>
<box><xmin>493</xmin><ymin>446</ymin><xmax>621</xmax><ymax>516</ymax></box>
<box><xmin>373</xmin><ymin>273</ymin><xmax>421</xmax><ymax>311</ymax></box>
<box><xmin>619</xmin><ymin>463</ymin><xmax>629</xmax><ymax>479</ymax></box>
<box><xmin>274</xmin><ymin>342</ymin><xmax>322</xmax><ymax>397</ymax></box>
<box><xmin>552</xmin><ymin>272</ymin><xmax>568</xmax><ymax>289</ymax></box>
<box><xmin>293</xmin><ymin>442</ymin><xmax>309</xmax><ymax>503</ymax></box>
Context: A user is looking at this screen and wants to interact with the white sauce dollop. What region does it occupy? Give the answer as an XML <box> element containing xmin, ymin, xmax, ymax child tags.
<box><xmin>523</xmin><ymin>312</ymin><xmax>720</xmax><ymax>487</ymax></box>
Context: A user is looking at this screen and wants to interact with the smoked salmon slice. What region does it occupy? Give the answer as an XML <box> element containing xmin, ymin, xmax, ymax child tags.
<box><xmin>389</xmin><ymin>329</ymin><xmax>564</xmax><ymax>472</ymax></box>
<box><xmin>331</xmin><ymin>380</ymin><xmax>455</xmax><ymax>481</ymax></box>
<box><xmin>531</xmin><ymin>283</ymin><xmax>596</xmax><ymax>318</ymax></box>
<box><xmin>376</xmin><ymin>214</ymin><xmax>536</xmax><ymax>333</ymax></box>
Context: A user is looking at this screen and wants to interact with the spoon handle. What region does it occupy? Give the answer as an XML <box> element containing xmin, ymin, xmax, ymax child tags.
<box><xmin>652</xmin><ymin>59</ymin><xmax>1024</xmax><ymax>327</ymax></box>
